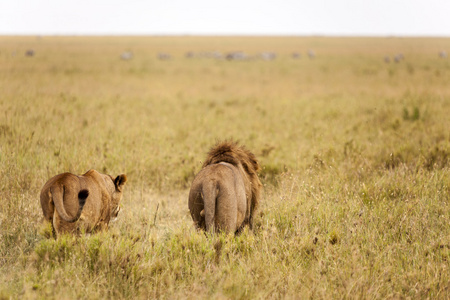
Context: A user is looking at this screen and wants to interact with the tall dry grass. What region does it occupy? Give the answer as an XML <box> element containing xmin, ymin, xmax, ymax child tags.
<box><xmin>0</xmin><ymin>36</ymin><xmax>449</xmax><ymax>299</ymax></box>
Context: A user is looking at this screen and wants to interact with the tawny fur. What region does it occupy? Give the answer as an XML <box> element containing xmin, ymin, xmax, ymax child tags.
<box><xmin>188</xmin><ymin>141</ymin><xmax>262</xmax><ymax>234</ymax></box>
<box><xmin>40</xmin><ymin>169</ymin><xmax>127</xmax><ymax>238</ymax></box>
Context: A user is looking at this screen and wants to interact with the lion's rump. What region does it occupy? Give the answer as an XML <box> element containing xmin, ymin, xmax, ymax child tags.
<box><xmin>189</xmin><ymin>141</ymin><xmax>263</xmax><ymax>233</ymax></box>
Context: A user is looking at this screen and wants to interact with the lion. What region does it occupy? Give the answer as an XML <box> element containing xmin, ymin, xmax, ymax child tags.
<box><xmin>40</xmin><ymin>169</ymin><xmax>127</xmax><ymax>238</ymax></box>
<box><xmin>188</xmin><ymin>141</ymin><xmax>262</xmax><ymax>234</ymax></box>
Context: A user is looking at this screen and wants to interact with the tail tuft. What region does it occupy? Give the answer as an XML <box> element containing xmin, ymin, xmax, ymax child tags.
<box><xmin>78</xmin><ymin>189</ymin><xmax>89</xmax><ymax>207</ymax></box>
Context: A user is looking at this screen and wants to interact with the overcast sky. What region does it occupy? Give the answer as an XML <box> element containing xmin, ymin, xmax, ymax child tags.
<box><xmin>1</xmin><ymin>0</ymin><xmax>450</xmax><ymax>36</ymax></box>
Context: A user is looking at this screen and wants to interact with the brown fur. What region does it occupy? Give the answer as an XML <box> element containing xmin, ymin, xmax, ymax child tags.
<box><xmin>188</xmin><ymin>141</ymin><xmax>262</xmax><ymax>233</ymax></box>
<box><xmin>40</xmin><ymin>169</ymin><xmax>127</xmax><ymax>238</ymax></box>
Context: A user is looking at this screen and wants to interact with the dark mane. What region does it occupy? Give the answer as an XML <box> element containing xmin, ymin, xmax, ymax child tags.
<box><xmin>202</xmin><ymin>140</ymin><xmax>260</xmax><ymax>173</ymax></box>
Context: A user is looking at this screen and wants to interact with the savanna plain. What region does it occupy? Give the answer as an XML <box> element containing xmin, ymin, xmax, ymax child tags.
<box><xmin>0</xmin><ymin>36</ymin><xmax>449</xmax><ymax>299</ymax></box>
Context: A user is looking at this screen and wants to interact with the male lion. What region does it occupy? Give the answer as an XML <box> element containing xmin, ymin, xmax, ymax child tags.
<box><xmin>40</xmin><ymin>169</ymin><xmax>127</xmax><ymax>238</ymax></box>
<box><xmin>188</xmin><ymin>141</ymin><xmax>262</xmax><ymax>234</ymax></box>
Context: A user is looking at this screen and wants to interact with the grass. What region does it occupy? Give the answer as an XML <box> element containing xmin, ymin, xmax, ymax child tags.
<box><xmin>0</xmin><ymin>35</ymin><xmax>449</xmax><ymax>299</ymax></box>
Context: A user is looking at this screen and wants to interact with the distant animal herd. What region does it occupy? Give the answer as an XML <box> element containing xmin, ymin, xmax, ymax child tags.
<box><xmin>40</xmin><ymin>141</ymin><xmax>262</xmax><ymax>238</ymax></box>
<box><xmin>19</xmin><ymin>48</ymin><xmax>449</xmax><ymax>63</ymax></box>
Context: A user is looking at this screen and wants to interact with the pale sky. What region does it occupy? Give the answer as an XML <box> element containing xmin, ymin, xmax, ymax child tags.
<box><xmin>1</xmin><ymin>0</ymin><xmax>450</xmax><ymax>36</ymax></box>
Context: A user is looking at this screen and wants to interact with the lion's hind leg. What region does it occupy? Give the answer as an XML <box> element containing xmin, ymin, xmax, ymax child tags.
<box><xmin>189</xmin><ymin>189</ymin><xmax>206</xmax><ymax>231</ymax></box>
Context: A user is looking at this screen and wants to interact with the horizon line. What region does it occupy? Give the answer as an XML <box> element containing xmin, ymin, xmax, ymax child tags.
<box><xmin>1</xmin><ymin>33</ymin><xmax>450</xmax><ymax>38</ymax></box>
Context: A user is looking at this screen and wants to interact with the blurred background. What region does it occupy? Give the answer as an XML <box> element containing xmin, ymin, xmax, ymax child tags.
<box><xmin>1</xmin><ymin>0</ymin><xmax>450</xmax><ymax>37</ymax></box>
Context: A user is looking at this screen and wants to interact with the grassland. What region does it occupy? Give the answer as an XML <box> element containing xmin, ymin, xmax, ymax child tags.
<box><xmin>0</xmin><ymin>36</ymin><xmax>449</xmax><ymax>299</ymax></box>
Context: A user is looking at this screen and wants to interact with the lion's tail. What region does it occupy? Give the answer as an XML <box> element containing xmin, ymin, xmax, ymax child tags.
<box><xmin>50</xmin><ymin>184</ymin><xmax>88</xmax><ymax>223</ymax></box>
<box><xmin>202</xmin><ymin>182</ymin><xmax>218</xmax><ymax>233</ymax></box>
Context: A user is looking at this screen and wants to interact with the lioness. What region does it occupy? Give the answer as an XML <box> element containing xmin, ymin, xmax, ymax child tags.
<box><xmin>40</xmin><ymin>169</ymin><xmax>127</xmax><ymax>237</ymax></box>
<box><xmin>188</xmin><ymin>141</ymin><xmax>262</xmax><ymax>234</ymax></box>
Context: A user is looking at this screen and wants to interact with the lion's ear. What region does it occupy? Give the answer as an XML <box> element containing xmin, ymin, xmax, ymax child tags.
<box><xmin>114</xmin><ymin>174</ymin><xmax>127</xmax><ymax>190</ymax></box>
